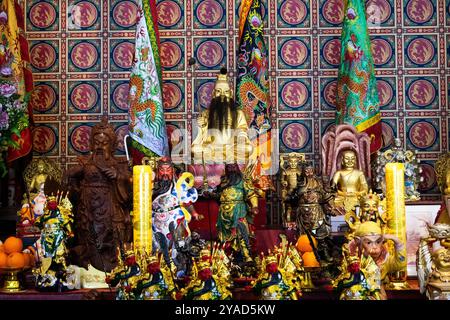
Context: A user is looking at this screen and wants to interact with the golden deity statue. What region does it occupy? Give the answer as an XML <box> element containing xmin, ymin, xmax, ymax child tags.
<box><xmin>417</xmin><ymin>223</ymin><xmax>450</xmax><ymax>300</ymax></box>
<box><xmin>345</xmin><ymin>191</ymin><xmax>387</xmax><ymax>237</ymax></box>
<box><xmin>331</xmin><ymin>149</ymin><xmax>369</xmax><ymax>213</ymax></box>
<box><xmin>191</xmin><ymin>68</ymin><xmax>252</xmax><ymax>165</ymax></box>
<box><xmin>280</xmin><ymin>153</ymin><xmax>305</xmax><ymax>228</ymax></box>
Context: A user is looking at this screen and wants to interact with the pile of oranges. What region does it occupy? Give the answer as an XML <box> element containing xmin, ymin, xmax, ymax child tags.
<box><xmin>0</xmin><ymin>236</ymin><xmax>35</xmax><ymax>269</ymax></box>
<box><xmin>296</xmin><ymin>234</ymin><xmax>320</xmax><ymax>267</ymax></box>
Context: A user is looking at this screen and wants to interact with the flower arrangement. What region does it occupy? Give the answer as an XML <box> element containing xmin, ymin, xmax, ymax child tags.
<box><xmin>0</xmin><ymin>9</ymin><xmax>30</xmax><ymax>176</ymax></box>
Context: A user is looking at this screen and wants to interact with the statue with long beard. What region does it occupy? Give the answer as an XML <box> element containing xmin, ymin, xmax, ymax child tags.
<box><xmin>66</xmin><ymin>117</ymin><xmax>132</xmax><ymax>272</ymax></box>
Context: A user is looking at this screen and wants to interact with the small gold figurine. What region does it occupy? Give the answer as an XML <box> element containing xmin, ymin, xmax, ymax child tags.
<box><xmin>280</xmin><ymin>153</ymin><xmax>306</xmax><ymax>228</ymax></box>
<box><xmin>417</xmin><ymin>223</ymin><xmax>450</xmax><ymax>300</ymax></box>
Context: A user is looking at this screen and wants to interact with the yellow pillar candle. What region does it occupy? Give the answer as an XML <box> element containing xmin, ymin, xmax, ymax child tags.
<box><xmin>385</xmin><ymin>163</ymin><xmax>408</xmax><ymax>287</ymax></box>
<box><xmin>133</xmin><ymin>165</ymin><xmax>153</xmax><ymax>254</ymax></box>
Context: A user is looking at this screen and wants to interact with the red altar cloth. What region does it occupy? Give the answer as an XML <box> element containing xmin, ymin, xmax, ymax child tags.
<box><xmin>190</xmin><ymin>198</ymin><xmax>267</xmax><ymax>241</ymax></box>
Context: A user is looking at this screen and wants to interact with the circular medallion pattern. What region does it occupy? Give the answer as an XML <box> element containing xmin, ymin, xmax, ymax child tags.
<box><xmin>32</xmin><ymin>126</ymin><xmax>56</xmax><ymax>153</ymax></box>
<box><xmin>112</xmin><ymin>83</ymin><xmax>130</xmax><ymax>111</ymax></box>
<box><xmin>198</xmin><ymin>82</ymin><xmax>214</xmax><ymax>109</ymax></box>
<box><xmin>406</xmin><ymin>0</ymin><xmax>434</xmax><ymax>24</ymax></box>
<box><xmin>376</xmin><ymin>80</ymin><xmax>394</xmax><ymax>107</ymax></box>
<box><xmin>371</xmin><ymin>38</ymin><xmax>392</xmax><ymax>66</ymax></box>
<box><xmin>71</xmin><ymin>42</ymin><xmax>98</xmax><ymax>69</ymax></box>
<box><xmin>70</xmin><ymin>1</ymin><xmax>98</xmax><ymax>28</ymax></box>
<box><xmin>409</xmin><ymin>121</ymin><xmax>437</xmax><ymax>149</ymax></box>
<box><xmin>281</xmin><ymin>122</ymin><xmax>309</xmax><ymax>150</ymax></box>
<box><xmin>30</xmin><ymin>43</ymin><xmax>57</xmax><ymax>70</ymax></box>
<box><xmin>29</xmin><ymin>84</ymin><xmax>57</xmax><ymax>113</ymax></box>
<box><xmin>115</xmin><ymin>125</ymin><xmax>128</xmax><ymax>152</ymax></box>
<box><xmin>160</xmin><ymin>41</ymin><xmax>183</xmax><ymax>68</ymax></box>
<box><xmin>70</xmin><ymin>83</ymin><xmax>98</xmax><ymax>111</ymax></box>
<box><xmin>71</xmin><ymin>125</ymin><xmax>92</xmax><ymax>153</ymax></box>
<box><xmin>407</xmin><ymin>37</ymin><xmax>435</xmax><ymax>65</ymax></box>
<box><xmin>196</xmin><ymin>40</ymin><xmax>223</xmax><ymax>68</ymax></box>
<box><xmin>322</xmin><ymin>38</ymin><xmax>340</xmax><ymax>66</ymax></box>
<box><xmin>196</xmin><ymin>0</ymin><xmax>223</xmax><ymax>26</ymax></box>
<box><xmin>381</xmin><ymin>121</ymin><xmax>395</xmax><ymax>148</ymax></box>
<box><xmin>157</xmin><ymin>0</ymin><xmax>182</xmax><ymax>27</ymax></box>
<box><xmin>281</xmin><ymin>81</ymin><xmax>308</xmax><ymax>109</ymax></box>
<box><xmin>29</xmin><ymin>2</ymin><xmax>57</xmax><ymax>29</ymax></box>
<box><xmin>418</xmin><ymin>163</ymin><xmax>436</xmax><ymax>191</ymax></box>
<box><xmin>280</xmin><ymin>39</ymin><xmax>308</xmax><ymax>67</ymax></box>
<box><xmin>113</xmin><ymin>1</ymin><xmax>138</xmax><ymax>28</ymax></box>
<box><xmin>280</xmin><ymin>0</ymin><xmax>307</xmax><ymax>25</ymax></box>
<box><xmin>322</xmin><ymin>0</ymin><xmax>344</xmax><ymax>25</ymax></box>
<box><xmin>163</xmin><ymin>82</ymin><xmax>182</xmax><ymax>111</ymax></box>
<box><xmin>366</xmin><ymin>0</ymin><xmax>391</xmax><ymax>24</ymax></box>
<box><xmin>408</xmin><ymin>79</ymin><xmax>436</xmax><ymax>107</ymax></box>
<box><xmin>323</xmin><ymin>80</ymin><xmax>337</xmax><ymax>108</ymax></box>
<box><xmin>113</xmin><ymin>42</ymin><xmax>134</xmax><ymax>69</ymax></box>
<box><xmin>166</xmin><ymin>124</ymin><xmax>183</xmax><ymax>150</ymax></box>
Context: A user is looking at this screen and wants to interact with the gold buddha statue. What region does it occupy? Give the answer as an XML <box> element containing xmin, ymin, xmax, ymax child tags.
<box><xmin>191</xmin><ymin>68</ymin><xmax>252</xmax><ymax>165</ymax></box>
<box><xmin>331</xmin><ymin>149</ymin><xmax>369</xmax><ymax>213</ymax></box>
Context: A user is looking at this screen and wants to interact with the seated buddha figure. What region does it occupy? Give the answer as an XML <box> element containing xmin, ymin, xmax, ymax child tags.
<box><xmin>331</xmin><ymin>149</ymin><xmax>369</xmax><ymax>213</ymax></box>
<box><xmin>191</xmin><ymin>68</ymin><xmax>252</xmax><ymax>166</ymax></box>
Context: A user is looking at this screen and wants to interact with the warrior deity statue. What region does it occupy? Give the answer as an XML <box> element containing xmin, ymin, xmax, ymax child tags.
<box><xmin>151</xmin><ymin>157</ymin><xmax>201</xmax><ymax>276</ymax></box>
<box><xmin>33</xmin><ymin>193</ymin><xmax>77</xmax><ymax>291</ymax></box>
<box><xmin>66</xmin><ymin>117</ymin><xmax>133</xmax><ymax>272</ymax></box>
<box><xmin>215</xmin><ymin>163</ymin><xmax>259</xmax><ymax>267</ymax></box>
<box><xmin>280</xmin><ymin>153</ymin><xmax>305</xmax><ymax>228</ymax></box>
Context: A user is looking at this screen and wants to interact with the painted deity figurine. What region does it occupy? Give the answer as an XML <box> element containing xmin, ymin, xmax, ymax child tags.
<box><xmin>20</xmin><ymin>157</ymin><xmax>62</xmax><ymax>225</ymax></box>
<box><xmin>417</xmin><ymin>223</ymin><xmax>450</xmax><ymax>300</ymax></box>
<box><xmin>66</xmin><ymin>117</ymin><xmax>133</xmax><ymax>272</ymax></box>
<box><xmin>343</xmin><ymin>221</ymin><xmax>406</xmax><ymax>298</ymax></box>
<box><xmin>373</xmin><ymin>138</ymin><xmax>422</xmax><ymax>201</ymax></box>
<box><xmin>215</xmin><ymin>163</ymin><xmax>259</xmax><ymax>267</ymax></box>
<box><xmin>177</xmin><ymin>245</ymin><xmax>232</xmax><ymax>300</ymax></box>
<box><xmin>33</xmin><ymin>193</ymin><xmax>77</xmax><ymax>291</ymax></box>
<box><xmin>251</xmin><ymin>237</ymin><xmax>303</xmax><ymax>300</ymax></box>
<box><xmin>331</xmin><ymin>149</ymin><xmax>369</xmax><ymax>213</ymax></box>
<box><xmin>280</xmin><ymin>153</ymin><xmax>305</xmax><ymax>229</ymax></box>
<box><xmin>132</xmin><ymin>253</ymin><xmax>176</xmax><ymax>300</ymax></box>
<box><xmin>333</xmin><ymin>244</ymin><xmax>382</xmax><ymax>300</ymax></box>
<box><xmin>106</xmin><ymin>249</ymin><xmax>141</xmax><ymax>300</ymax></box>
<box><xmin>191</xmin><ymin>68</ymin><xmax>252</xmax><ymax>165</ymax></box>
<box><xmin>152</xmin><ymin>157</ymin><xmax>201</xmax><ymax>276</ymax></box>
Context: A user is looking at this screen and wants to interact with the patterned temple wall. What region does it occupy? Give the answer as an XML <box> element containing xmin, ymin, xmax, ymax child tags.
<box><xmin>26</xmin><ymin>0</ymin><xmax>449</xmax><ymax>218</ymax></box>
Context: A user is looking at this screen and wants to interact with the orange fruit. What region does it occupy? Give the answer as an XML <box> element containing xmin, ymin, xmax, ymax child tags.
<box><xmin>0</xmin><ymin>251</ymin><xmax>7</xmax><ymax>268</ymax></box>
<box><xmin>6</xmin><ymin>252</ymin><xmax>25</xmax><ymax>269</ymax></box>
<box><xmin>302</xmin><ymin>251</ymin><xmax>320</xmax><ymax>267</ymax></box>
<box><xmin>296</xmin><ymin>234</ymin><xmax>318</xmax><ymax>253</ymax></box>
<box><xmin>0</xmin><ymin>244</ymin><xmax>4</xmax><ymax>253</ymax></box>
<box><xmin>3</xmin><ymin>237</ymin><xmax>23</xmax><ymax>254</ymax></box>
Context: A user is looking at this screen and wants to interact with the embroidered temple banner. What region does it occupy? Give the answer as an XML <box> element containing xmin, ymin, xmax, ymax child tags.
<box><xmin>336</xmin><ymin>0</ymin><xmax>382</xmax><ymax>153</ymax></box>
<box><xmin>128</xmin><ymin>0</ymin><xmax>169</xmax><ymax>158</ymax></box>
